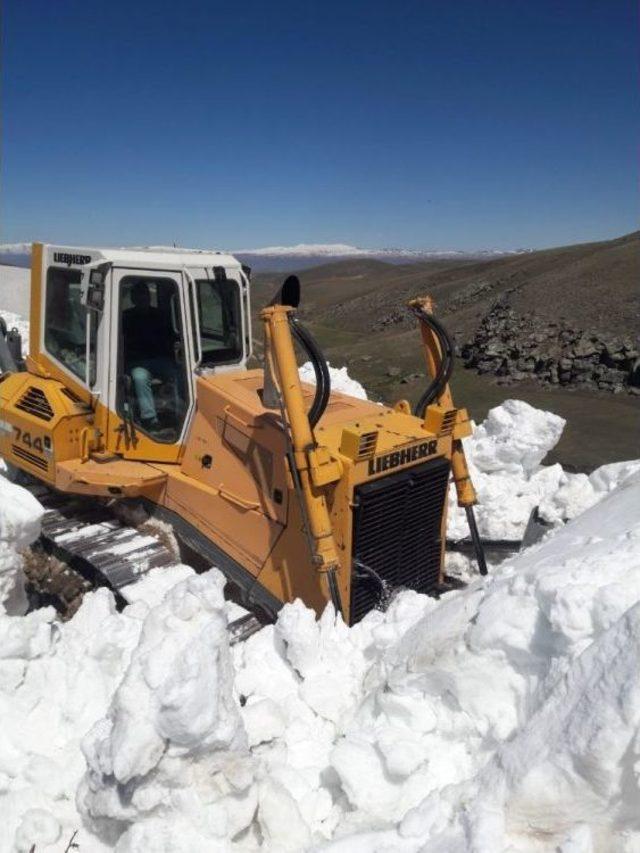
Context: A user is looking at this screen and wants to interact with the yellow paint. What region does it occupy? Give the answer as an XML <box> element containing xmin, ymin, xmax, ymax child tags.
<box><xmin>260</xmin><ymin>305</ymin><xmax>341</xmax><ymax>585</ymax></box>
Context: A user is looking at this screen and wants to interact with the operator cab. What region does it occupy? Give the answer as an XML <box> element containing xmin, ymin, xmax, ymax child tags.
<box><xmin>31</xmin><ymin>244</ymin><xmax>251</xmax><ymax>455</ymax></box>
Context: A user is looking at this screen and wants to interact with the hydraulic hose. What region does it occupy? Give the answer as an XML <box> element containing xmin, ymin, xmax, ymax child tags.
<box><xmin>290</xmin><ymin>316</ymin><xmax>331</xmax><ymax>428</ymax></box>
<box><xmin>411</xmin><ymin>308</ymin><xmax>455</xmax><ymax>418</ymax></box>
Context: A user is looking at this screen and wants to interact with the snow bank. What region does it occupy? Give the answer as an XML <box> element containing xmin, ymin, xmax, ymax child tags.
<box><xmin>0</xmin><ymin>475</ymin><xmax>43</xmax><ymax>613</ymax></box>
<box><xmin>1</xmin><ymin>369</ymin><xmax>640</xmax><ymax>850</ymax></box>
<box><xmin>299</xmin><ymin>361</ymin><xmax>368</xmax><ymax>400</ymax></box>
<box><xmin>79</xmin><ymin>571</ymin><xmax>256</xmax><ymax>851</ymax></box>
<box><xmin>70</xmin><ymin>467</ymin><xmax>640</xmax><ymax>852</ymax></box>
<box><xmin>339</xmin><ymin>468</ymin><xmax>640</xmax><ymax>851</ymax></box>
<box><xmin>0</xmin><ymin>264</ymin><xmax>30</xmax><ymax>320</ymax></box>
<box><xmin>448</xmin><ymin>399</ymin><xmax>640</xmax><ymax>544</ymax></box>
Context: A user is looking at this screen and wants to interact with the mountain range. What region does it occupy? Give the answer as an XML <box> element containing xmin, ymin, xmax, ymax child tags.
<box><xmin>0</xmin><ymin>241</ymin><xmax>529</xmax><ymax>273</ymax></box>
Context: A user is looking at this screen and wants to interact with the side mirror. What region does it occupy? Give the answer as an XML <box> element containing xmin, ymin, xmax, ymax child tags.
<box><xmin>269</xmin><ymin>275</ymin><xmax>300</xmax><ymax>308</ymax></box>
<box><xmin>81</xmin><ymin>262</ymin><xmax>111</xmax><ymax>312</ymax></box>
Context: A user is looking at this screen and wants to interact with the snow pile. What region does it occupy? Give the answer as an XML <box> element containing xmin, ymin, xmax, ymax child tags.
<box><xmin>1</xmin><ymin>391</ymin><xmax>640</xmax><ymax>850</ymax></box>
<box><xmin>299</xmin><ymin>360</ymin><xmax>368</xmax><ymax>400</ymax></box>
<box><xmin>0</xmin><ymin>264</ymin><xmax>30</xmax><ymax>319</ymax></box>
<box><xmin>0</xmin><ymin>591</ymin><xmax>141</xmax><ymax>852</ymax></box>
<box><xmin>447</xmin><ymin>399</ymin><xmax>640</xmax><ymax>543</ymax></box>
<box><xmin>73</xmin><ymin>468</ymin><xmax>640</xmax><ymax>852</ymax></box>
<box><xmin>327</xmin><ymin>470</ymin><xmax>640</xmax><ymax>851</ymax></box>
<box><xmin>0</xmin><ymin>474</ymin><xmax>43</xmax><ymax>613</ymax></box>
<box><xmin>79</xmin><ymin>572</ymin><xmax>256</xmax><ymax>851</ymax></box>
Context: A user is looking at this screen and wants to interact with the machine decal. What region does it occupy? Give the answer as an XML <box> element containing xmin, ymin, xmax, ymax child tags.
<box><xmin>367</xmin><ymin>439</ymin><xmax>438</xmax><ymax>476</ymax></box>
<box><xmin>13</xmin><ymin>426</ymin><xmax>47</xmax><ymax>455</ymax></box>
<box><xmin>53</xmin><ymin>252</ymin><xmax>92</xmax><ymax>265</ymax></box>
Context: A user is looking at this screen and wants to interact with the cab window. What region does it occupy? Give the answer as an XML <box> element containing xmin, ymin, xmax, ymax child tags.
<box><xmin>195</xmin><ymin>278</ymin><xmax>242</xmax><ymax>366</ymax></box>
<box><xmin>118</xmin><ymin>275</ymin><xmax>189</xmax><ymax>443</ymax></box>
<box><xmin>44</xmin><ymin>267</ymin><xmax>86</xmax><ymax>380</ymax></box>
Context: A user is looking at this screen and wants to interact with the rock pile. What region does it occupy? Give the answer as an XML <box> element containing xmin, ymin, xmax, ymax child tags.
<box><xmin>462</xmin><ymin>297</ymin><xmax>640</xmax><ymax>394</ymax></box>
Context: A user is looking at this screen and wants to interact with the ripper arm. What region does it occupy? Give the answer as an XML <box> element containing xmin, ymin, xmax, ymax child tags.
<box><xmin>409</xmin><ymin>296</ymin><xmax>488</xmax><ymax>575</ymax></box>
<box><xmin>260</xmin><ymin>304</ymin><xmax>345</xmax><ymax>612</ymax></box>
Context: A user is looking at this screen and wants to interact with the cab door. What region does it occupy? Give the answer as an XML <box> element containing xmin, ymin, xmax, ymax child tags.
<box><xmin>105</xmin><ymin>268</ymin><xmax>196</xmax><ymax>463</ymax></box>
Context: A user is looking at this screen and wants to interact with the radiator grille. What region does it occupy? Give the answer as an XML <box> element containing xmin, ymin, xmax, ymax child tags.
<box><xmin>15</xmin><ymin>387</ymin><xmax>54</xmax><ymax>421</ymax></box>
<box><xmin>12</xmin><ymin>444</ymin><xmax>49</xmax><ymax>472</ymax></box>
<box><xmin>350</xmin><ymin>455</ymin><xmax>450</xmax><ymax>625</ymax></box>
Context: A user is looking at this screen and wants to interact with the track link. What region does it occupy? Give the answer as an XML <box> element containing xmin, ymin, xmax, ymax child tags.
<box><xmin>27</xmin><ymin>485</ymin><xmax>262</xmax><ymax>642</ymax></box>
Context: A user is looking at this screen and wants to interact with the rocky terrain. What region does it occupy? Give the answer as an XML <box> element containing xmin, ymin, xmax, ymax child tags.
<box><xmin>461</xmin><ymin>291</ymin><xmax>640</xmax><ymax>394</ymax></box>
<box><xmin>253</xmin><ymin>230</ymin><xmax>640</xmax><ymax>398</ymax></box>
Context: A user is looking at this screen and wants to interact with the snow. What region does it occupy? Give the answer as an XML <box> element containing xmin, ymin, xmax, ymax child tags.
<box><xmin>447</xmin><ymin>399</ymin><xmax>640</xmax><ymax>549</ymax></box>
<box><xmin>235</xmin><ymin>243</ymin><xmax>527</xmax><ymax>259</ymax></box>
<box><xmin>0</xmin><ymin>475</ymin><xmax>43</xmax><ymax>614</ymax></box>
<box><xmin>0</xmin><ymin>265</ymin><xmax>30</xmax><ymax>352</ymax></box>
<box><xmin>1</xmin><ymin>359</ymin><xmax>640</xmax><ymax>849</ymax></box>
<box><xmin>239</xmin><ymin>243</ymin><xmax>368</xmax><ymax>257</ymax></box>
<box><xmin>299</xmin><ymin>360</ymin><xmax>368</xmax><ymax>401</ymax></box>
<box><xmin>0</xmin><ymin>264</ymin><xmax>30</xmax><ymax>358</ymax></box>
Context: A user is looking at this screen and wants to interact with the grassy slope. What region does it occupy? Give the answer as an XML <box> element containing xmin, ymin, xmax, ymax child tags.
<box><xmin>252</xmin><ymin>233</ymin><xmax>640</xmax><ymax>472</ymax></box>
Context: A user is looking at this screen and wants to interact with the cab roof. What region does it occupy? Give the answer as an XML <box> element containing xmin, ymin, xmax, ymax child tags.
<box><xmin>40</xmin><ymin>242</ymin><xmax>242</xmax><ymax>271</ymax></box>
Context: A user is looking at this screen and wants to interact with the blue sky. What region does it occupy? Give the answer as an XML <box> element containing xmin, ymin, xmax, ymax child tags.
<box><xmin>1</xmin><ymin>1</ymin><xmax>637</xmax><ymax>250</ymax></box>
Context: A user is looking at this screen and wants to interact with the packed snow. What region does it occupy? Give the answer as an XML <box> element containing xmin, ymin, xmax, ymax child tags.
<box><xmin>299</xmin><ymin>360</ymin><xmax>368</xmax><ymax>401</ymax></box>
<box><xmin>1</xmin><ymin>364</ymin><xmax>640</xmax><ymax>849</ymax></box>
<box><xmin>0</xmin><ymin>265</ymin><xmax>30</xmax><ymax>336</ymax></box>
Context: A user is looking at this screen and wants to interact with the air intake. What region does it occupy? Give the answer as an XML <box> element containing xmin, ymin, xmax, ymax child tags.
<box><xmin>439</xmin><ymin>410</ymin><xmax>457</xmax><ymax>436</ymax></box>
<box><xmin>340</xmin><ymin>427</ymin><xmax>379</xmax><ymax>461</ymax></box>
<box><xmin>357</xmin><ymin>432</ymin><xmax>378</xmax><ymax>459</ymax></box>
<box><xmin>349</xmin><ymin>455</ymin><xmax>450</xmax><ymax>625</ymax></box>
<box><xmin>12</xmin><ymin>445</ymin><xmax>48</xmax><ymax>472</ymax></box>
<box><xmin>60</xmin><ymin>387</ymin><xmax>81</xmax><ymax>403</ymax></box>
<box><xmin>15</xmin><ymin>387</ymin><xmax>54</xmax><ymax>421</ymax></box>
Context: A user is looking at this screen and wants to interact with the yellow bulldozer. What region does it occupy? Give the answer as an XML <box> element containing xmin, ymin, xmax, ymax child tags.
<box><xmin>0</xmin><ymin>243</ymin><xmax>486</xmax><ymax>630</ymax></box>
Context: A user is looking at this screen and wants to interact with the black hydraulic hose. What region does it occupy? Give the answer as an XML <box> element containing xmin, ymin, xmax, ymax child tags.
<box><xmin>411</xmin><ymin>309</ymin><xmax>455</xmax><ymax>418</ymax></box>
<box><xmin>290</xmin><ymin>316</ymin><xmax>331</xmax><ymax>428</ymax></box>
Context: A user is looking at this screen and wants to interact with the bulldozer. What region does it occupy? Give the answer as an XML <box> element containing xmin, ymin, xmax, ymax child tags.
<box><xmin>0</xmin><ymin>243</ymin><xmax>486</xmax><ymax>629</ymax></box>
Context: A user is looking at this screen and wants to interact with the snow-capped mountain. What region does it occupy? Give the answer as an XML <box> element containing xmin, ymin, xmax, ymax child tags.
<box><xmin>0</xmin><ymin>243</ymin><xmax>32</xmax><ymax>267</ymax></box>
<box><xmin>0</xmin><ymin>241</ymin><xmax>530</xmax><ymax>273</ymax></box>
<box><xmin>234</xmin><ymin>242</ymin><xmax>529</xmax><ymax>271</ymax></box>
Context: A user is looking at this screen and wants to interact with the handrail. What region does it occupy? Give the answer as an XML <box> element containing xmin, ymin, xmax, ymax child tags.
<box><xmin>218</xmin><ymin>483</ymin><xmax>260</xmax><ymax>510</ymax></box>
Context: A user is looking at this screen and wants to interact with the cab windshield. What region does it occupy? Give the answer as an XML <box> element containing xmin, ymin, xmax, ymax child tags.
<box><xmin>192</xmin><ymin>276</ymin><xmax>243</xmax><ymax>366</ymax></box>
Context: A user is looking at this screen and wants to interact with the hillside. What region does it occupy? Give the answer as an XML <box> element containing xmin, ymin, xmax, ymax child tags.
<box><xmin>252</xmin><ymin>232</ymin><xmax>640</xmax><ymax>471</ymax></box>
<box><xmin>253</xmin><ymin>231</ymin><xmax>639</xmax><ymax>339</ymax></box>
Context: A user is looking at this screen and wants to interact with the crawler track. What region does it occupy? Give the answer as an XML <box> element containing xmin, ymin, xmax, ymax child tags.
<box><xmin>26</xmin><ymin>485</ymin><xmax>262</xmax><ymax>642</ymax></box>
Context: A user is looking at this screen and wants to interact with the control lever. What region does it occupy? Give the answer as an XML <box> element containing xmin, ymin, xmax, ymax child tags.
<box><xmin>120</xmin><ymin>375</ymin><xmax>138</xmax><ymax>446</ymax></box>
